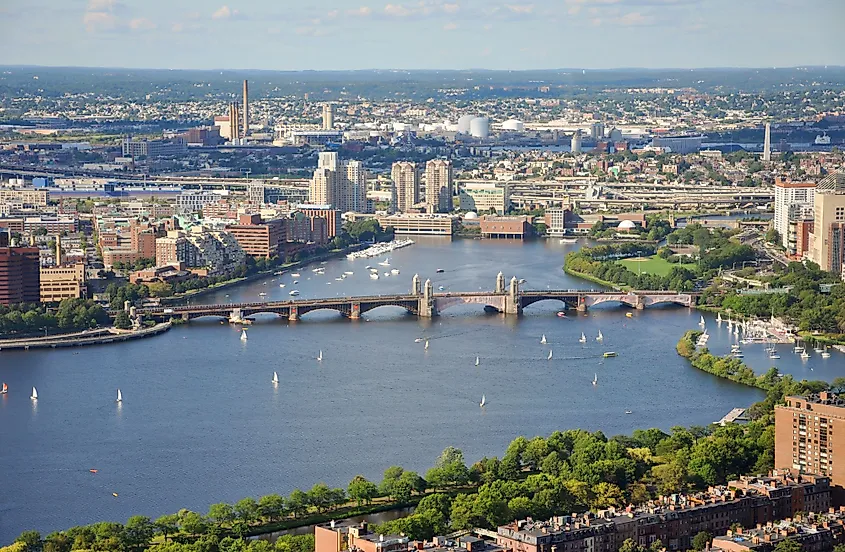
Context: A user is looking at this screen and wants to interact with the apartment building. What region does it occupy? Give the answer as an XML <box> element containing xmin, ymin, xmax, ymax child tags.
<box><xmin>40</xmin><ymin>263</ymin><xmax>86</xmax><ymax>303</ymax></box>
<box><xmin>316</xmin><ymin>521</ymin><xmax>409</xmax><ymax>552</ymax></box>
<box><xmin>773</xmin><ymin>179</ymin><xmax>816</xmax><ymax>251</ymax></box>
<box><xmin>712</xmin><ymin>508</ymin><xmax>845</xmax><ymax>552</ymax></box>
<box><xmin>225</xmin><ymin>214</ymin><xmax>285</xmax><ymax>258</ymax></box>
<box><xmin>391</xmin><ymin>161</ymin><xmax>420</xmax><ymax>213</ymax></box>
<box><xmin>425</xmin><ymin>159</ymin><xmax>453</xmax><ymax>213</ymax></box>
<box><xmin>810</xmin><ymin>172</ymin><xmax>845</xmax><ymax>274</ymax></box>
<box><xmin>0</xmin><ymin>245</ymin><xmax>40</xmax><ymax>305</ymax></box>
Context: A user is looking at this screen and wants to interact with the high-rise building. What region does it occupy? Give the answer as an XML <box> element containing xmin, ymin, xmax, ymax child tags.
<box><xmin>242</xmin><ymin>80</ymin><xmax>249</xmax><ymax>139</ymax></box>
<box><xmin>322</xmin><ymin>104</ymin><xmax>334</xmax><ymax>130</ymax></box>
<box><xmin>570</xmin><ymin>130</ymin><xmax>582</xmax><ymax>153</ymax></box>
<box><xmin>0</xmin><ymin>245</ymin><xmax>40</xmax><ymax>305</ymax></box>
<box><xmin>225</xmin><ymin>214</ymin><xmax>285</xmax><ymax>258</ymax></box>
<box><xmin>810</xmin><ymin>171</ymin><xmax>845</xmax><ymax>274</ymax></box>
<box><xmin>425</xmin><ymin>159</ymin><xmax>453</xmax><ymax>213</ymax></box>
<box><xmin>763</xmin><ymin>123</ymin><xmax>772</xmax><ymax>162</ymax></box>
<box><xmin>309</xmin><ymin>153</ymin><xmax>366</xmax><ymax>213</ymax></box>
<box><xmin>391</xmin><ymin>162</ymin><xmax>419</xmax><ymax>213</ymax></box>
<box><xmin>774</xmin><ymin>178</ymin><xmax>816</xmax><ymax>250</ymax></box>
<box><xmin>775</xmin><ymin>392</ymin><xmax>845</xmax><ymax>502</ymax></box>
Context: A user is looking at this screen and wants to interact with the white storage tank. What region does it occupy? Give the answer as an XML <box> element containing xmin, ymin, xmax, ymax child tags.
<box><xmin>502</xmin><ymin>120</ymin><xmax>524</xmax><ymax>132</ymax></box>
<box><xmin>457</xmin><ymin>115</ymin><xmax>475</xmax><ymax>134</ymax></box>
<box><xmin>469</xmin><ymin>117</ymin><xmax>490</xmax><ymax>139</ymax></box>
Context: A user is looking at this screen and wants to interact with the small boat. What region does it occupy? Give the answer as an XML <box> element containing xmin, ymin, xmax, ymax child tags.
<box><xmin>317</xmin><ymin>350</ymin><xmax>323</xmax><ymax>361</ymax></box>
<box><xmin>518</xmin><ymin>279</ymin><xmax>526</xmax><ymax>284</ymax></box>
<box><xmin>289</xmin><ymin>290</ymin><xmax>300</xmax><ymax>296</ymax></box>
<box><xmin>391</xmin><ymin>269</ymin><xmax>400</xmax><ymax>275</ymax></box>
<box><xmin>240</xmin><ymin>329</ymin><xmax>248</xmax><ymax>341</ymax></box>
<box><xmin>424</xmin><ymin>340</ymin><xmax>429</xmax><ymax>350</ymax></box>
<box><xmin>414</xmin><ymin>338</ymin><xmax>422</xmax><ymax>343</ymax></box>
<box><xmin>547</xmin><ymin>350</ymin><xmax>553</xmax><ymax>360</ymax></box>
<box><xmin>822</xmin><ymin>348</ymin><xmax>831</xmax><ymax>359</ymax></box>
<box><xmin>794</xmin><ymin>345</ymin><xmax>805</xmax><ymax>353</ymax></box>
<box><xmin>540</xmin><ymin>334</ymin><xmax>547</xmax><ymax>344</ymax></box>
<box><xmin>801</xmin><ymin>350</ymin><xmax>811</xmax><ymax>360</ymax></box>
<box><xmin>814</xmin><ymin>346</ymin><xmax>824</xmax><ymax>354</ymax></box>
<box><xmin>263</xmin><ymin>282</ymin><xmax>267</xmax><ymax>285</ymax></box>
<box><xmin>556</xmin><ymin>311</ymin><xmax>566</xmax><ymax>318</ymax></box>
<box><xmin>717</xmin><ymin>313</ymin><xmax>722</xmax><ymax>324</ymax></box>
<box><xmin>365</xmin><ymin>265</ymin><xmax>372</xmax><ymax>269</ymax></box>
<box><xmin>112</xmin><ymin>493</ymin><xmax>119</xmax><ymax>498</ymax></box>
<box><xmin>116</xmin><ymin>389</ymin><xmax>122</xmax><ymax>403</ymax></box>
<box><xmin>344</xmin><ymin>271</ymin><xmax>354</xmax><ymax>275</ymax></box>
<box><xmin>30</xmin><ymin>387</ymin><xmax>37</xmax><ymax>400</ymax></box>
<box><xmin>370</xmin><ymin>273</ymin><xmax>379</xmax><ymax>280</ymax></box>
<box><xmin>383</xmin><ymin>272</ymin><xmax>389</xmax><ymax>277</ymax></box>
<box><xmin>89</xmin><ymin>469</ymin><xmax>98</xmax><ymax>474</ymax></box>
<box><xmin>603</xmin><ymin>352</ymin><xmax>617</xmax><ymax>358</ymax></box>
<box><xmin>259</xmin><ymin>292</ymin><xmax>267</xmax><ymax>297</ymax></box>
<box><xmin>699</xmin><ymin>316</ymin><xmax>706</xmax><ymax>327</ymax></box>
<box><xmin>335</xmin><ymin>277</ymin><xmax>344</xmax><ymax>281</ymax></box>
<box><xmin>769</xmin><ymin>353</ymin><xmax>781</xmax><ymax>359</ymax></box>
<box><xmin>279</xmin><ymin>284</ymin><xmax>286</xmax><ymax>288</ymax></box>
<box><xmin>596</xmin><ymin>330</ymin><xmax>604</xmax><ymax>342</ymax></box>
<box><xmin>625</xmin><ymin>312</ymin><xmax>633</xmax><ymax>318</ymax></box>
<box><xmin>579</xmin><ymin>332</ymin><xmax>586</xmax><ymax>343</ymax></box>
<box><xmin>378</xmin><ymin>258</ymin><xmax>390</xmax><ymax>266</ymax></box>
<box><xmin>272</xmin><ymin>371</ymin><xmax>279</xmax><ymax>384</ymax></box>
<box><xmin>438</xmin><ymin>286</ymin><xmax>445</xmax><ymax>291</ymax></box>
<box><xmin>293</xmin><ymin>280</ymin><xmax>299</xmax><ymax>284</ymax></box>
<box><xmin>480</xmin><ymin>394</ymin><xmax>486</xmax><ymax>407</ymax></box>
<box><xmin>436</xmin><ymin>268</ymin><xmax>445</xmax><ymax>273</ymax></box>
<box><xmin>625</xmin><ymin>410</ymin><xmax>632</xmax><ymax>414</ymax></box>
<box><xmin>559</xmin><ymin>238</ymin><xmax>577</xmax><ymax>244</ymax></box>
<box><xmin>291</xmin><ymin>273</ymin><xmax>301</xmax><ymax>277</ymax></box>
<box><xmin>475</xmin><ymin>356</ymin><xmax>480</xmax><ymax>366</ymax></box>
<box><xmin>592</xmin><ymin>373</ymin><xmax>598</xmax><ymax>386</ymax></box>
<box><xmin>0</xmin><ymin>382</ymin><xmax>7</xmax><ymax>394</ymax></box>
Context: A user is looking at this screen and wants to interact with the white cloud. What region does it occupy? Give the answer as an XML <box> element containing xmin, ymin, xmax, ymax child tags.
<box><xmin>347</xmin><ymin>6</ymin><xmax>373</xmax><ymax>16</ymax></box>
<box><xmin>505</xmin><ymin>3</ymin><xmax>534</xmax><ymax>13</ymax></box>
<box><xmin>211</xmin><ymin>5</ymin><xmax>241</xmax><ymax>20</ymax></box>
<box><xmin>442</xmin><ymin>3</ymin><xmax>460</xmax><ymax>13</ymax></box>
<box><xmin>384</xmin><ymin>4</ymin><xmax>412</xmax><ymax>16</ymax></box>
<box><xmin>327</xmin><ymin>9</ymin><xmax>339</xmax><ymax>18</ymax></box>
<box><xmin>615</xmin><ymin>11</ymin><xmax>655</xmax><ymax>25</ymax></box>
<box><xmin>87</xmin><ymin>0</ymin><xmax>125</xmax><ymax>12</ymax></box>
<box><xmin>83</xmin><ymin>11</ymin><xmax>119</xmax><ymax>32</ymax></box>
<box><xmin>443</xmin><ymin>21</ymin><xmax>458</xmax><ymax>30</ymax></box>
<box><xmin>171</xmin><ymin>22</ymin><xmax>184</xmax><ymax>32</ymax></box>
<box><xmin>129</xmin><ymin>17</ymin><xmax>156</xmax><ymax>30</ymax></box>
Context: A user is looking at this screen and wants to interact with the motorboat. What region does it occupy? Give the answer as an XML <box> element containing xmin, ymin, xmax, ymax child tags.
<box><xmin>391</xmin><ymin>269</ymin><xmax>400</xmax><ymax>275</ymax></box>
<box><xmin>370</xmin><ymin>273</ymin><xmax>379</xmax><ymax>280</ymax></box>
<box><xmin>436</xmin><ymin>268</ymin><xmax>445</xmax><ymax>273</ymax></box>
<box><xmin>556</xmin><ymin>312</ymin><xmax>566</xmax><ymax>318</ymax></box>
<box><xmin>291</xmin><ymin>273</ymin><xmax>301</xmax><ymax>277</ymax></box>
<box><xmin>603</xmin><ymin>352</ymin><xmax>617</xmax><ymax>358</ymax></box>
<box><xmin>438</xmin><ymin>286</ymin><xmax>445</xmax><ymax>291</ymax></box>
<box><xmin>626</xmin><ymin>313</ymin><xmax>633</xmax><ymax>318</ymax></box>
<box><xmin>289</xmin><ymin>290</ymin><xmax>300</xmax><ymax>296</ymax></box>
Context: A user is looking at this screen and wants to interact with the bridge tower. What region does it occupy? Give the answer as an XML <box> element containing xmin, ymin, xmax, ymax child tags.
<box><xmin>495</xmin><ymin>272</ymin><xmax>505</xmax><ymax>294</ymax></box>
<box><xmin>505</xmin><ymin>276</ymin><xmax>522</xmax><ymax>315</ymax></box>
<box><xmin>419</xmin><ymin>279</ymin><xmax>437</xmax><ymax>318</ymax></box>
<box><xmin>412</xmin><ymin>274</ymin><xmax>421</xmax><ymax>296</ymax></box>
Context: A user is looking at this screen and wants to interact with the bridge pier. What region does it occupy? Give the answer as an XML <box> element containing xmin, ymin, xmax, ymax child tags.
<box><xmin>419</xmin><ymin>279</ymin><xmax>437</xmax><ymax>318</ymax></box>
<box><xmin>636</xmin><ymin>301</ymin><xmax>645</xmax><ymax>310</ymax></box>
<box><xmin>229</xmin><ymin>308</ymin><xmax>244</xmax><ymax>324</ymax></box>
<box><xmin>350</xmin><ymin>302</ymin><xmax>361</xmax><ymax>320</ymax></box>
<box><xmin>288</xmin><ymin>306</ymin><xmax>299</xmax><ymax>322</ymax></box>
<box><xmin>505</xmin><ymin>277</ymin><xmax>522</xmax><ymax>315</ymax></box>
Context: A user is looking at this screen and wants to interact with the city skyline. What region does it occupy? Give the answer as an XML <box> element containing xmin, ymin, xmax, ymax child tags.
<box><xmin>1</xmin><ymin>0</ymin><xmax>844</xmax><ymax>71</ymax></box>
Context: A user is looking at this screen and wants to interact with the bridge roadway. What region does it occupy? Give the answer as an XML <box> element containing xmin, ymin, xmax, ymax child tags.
<box><xmin>129</xmin><ymin>287</ymin><xmax>697</xmax><ymax>323</ymax></box>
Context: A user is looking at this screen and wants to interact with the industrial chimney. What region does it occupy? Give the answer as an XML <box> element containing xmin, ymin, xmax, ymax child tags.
<box><xmin>242</xmin><ymin>79</ymin><xmax>249</xmax><ymax>139</ymax></box>
<box><xmin>55</xmin><ymin>234</ymin><xmax>62</xmax><ymax>266</ymax></box>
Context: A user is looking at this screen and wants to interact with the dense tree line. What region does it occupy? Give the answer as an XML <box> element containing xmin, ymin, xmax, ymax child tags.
<box><xmin>0</xmin><ymin>299</ymin><xmax>109</xmax><ymax>337</ymax></box>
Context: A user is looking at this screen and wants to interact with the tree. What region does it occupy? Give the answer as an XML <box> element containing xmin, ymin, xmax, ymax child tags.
<box><xmin>618</xmin><ymin>538</ymin><xmax>645</xmax><ymax>552</ymax></box>
<box><xmin>124</xmin><ymin>516</ymin><xmax>155</xmax><ymax>550</ymax></box>
<box><xmin>692</xmin><ymin>531</ymin><xmax>712</xmax><ymax>551</ymax></box>
<box><xmin>154</xmin><ymin>515</ymin><xmax>179</xmax><ymax>543</ymax></box>
<box><xmin>591</xmin><ymin>482</ymin><xmax>624</xmax><ymax>509</ymax></box>
<box><xmin>15</xmin><ymin>532</ymin><xmax>42</xmax><ymax>552</ymax></box>
<box><xmin>773</xmin><ymin>539</ymin><xmax>802</xmax><ymax>552</ymax></box>
<box><xmin>178</xmin><ymin>510</ymin><xmax>207</xmax><ymax>535</ymax></box>
<box><xmin>287</xmin><ymin>489</ymin><xmax>309</xmax><ymax>518</ymax></box>
<box><xmin>307</xmin><ymin>483</ymin><xmax>332</xmax><ymax>513</ymax></box>
<box><xmin>258</xmin><ymin>494</ymin><xmax>286</xmax><ymax>522</ymax></box>
<box><xmin>348</xmin><ymin>476</ymin><xmax>379</xmax><ymax>507</ymax></box>
<box><xmin>114</xmin><ymin>310</ymin><xmax>132</xmax><ymax>330</ymax></box>
<box><xmin>208</xmin><ymin>503</ymin><xmax>235</xmax><ymax>525</ymax></box>
<box><xmin>234</xmin><ymin>498</ymin><xmax>259</xmax><ymax>525</ymax></box>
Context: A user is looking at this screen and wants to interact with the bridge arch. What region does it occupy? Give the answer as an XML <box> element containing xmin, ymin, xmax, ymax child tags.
<box><xmin>520</xmin><ymin>296</ymin><xmax>578</xmax><ymax>310</ymax></box>
<box><xmin>184</xmin><ymin>313</ymin><xmax>230</xmax><ymax>321</ymax></box>
<box><xmin>435</xmin><ymin>295</ymin><xmax>506</xmax><ymax>314</ymax></box>
<box><xmin>297</xmin><ymin>306</ymin><xmax>350</xmax><ymax>318</ymax></box>
<box><xmin>359</xmin><ymin>302</ymin><xmax>418</xmax><ymax>316</ymax></box>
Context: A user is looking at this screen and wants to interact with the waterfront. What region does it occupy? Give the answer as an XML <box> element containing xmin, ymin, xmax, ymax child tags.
<box><xmin>0</xmin><ymin>237</ymin><xmax>836</xmax><ymax>543</ymax></box>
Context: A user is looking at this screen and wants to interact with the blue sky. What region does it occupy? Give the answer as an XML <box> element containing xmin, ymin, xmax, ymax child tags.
<box><xmin>1</xmin><ymin>0</ymin><xmax>844</xmax><ymax>70</ymax></box>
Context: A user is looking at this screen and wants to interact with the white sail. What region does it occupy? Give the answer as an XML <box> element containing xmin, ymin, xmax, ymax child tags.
<box><xmin>548</xmin><ymin>350</ymin><xmax>553</xmax><ymax>360</ymax></box>
<box><xmin>475</xmin><ymin>356</ymin><xmax>480</xmax><ymax>366</ymax></box>
<box><xmin>717</xmin><ymin>313</ymin><xmax>722</xmax><ymax>323</ymax></box>
<box><xmin>317</xmin><ymin>350</ymin><xmax>323</xmax><ymax>361</ymax></box>
<box><xmin>240</xmin><ymin>329</ymin><xmax>248</xmax><ymax>341</ymax></box>
<box><xmin>593</xmin><ymin>373</ymin><xmax>598</xmax><ymax>385</ymax></box>
<box><xmin>579</xmin><ymin>332</ymin><xmax>586</xmax><ymax>343</ymax></box>
<box><xmin>480</xmin><ymin>394</ymin><xmax>486</xmax><ymax>407</ymax></box>
<box><xmin>596</xmin><ymin>330</ymin><xmax>603</xmax><ymax>341</ymax></box>
<box><xmin>272</xmin><ymin>371</ymin><xmax>279</xmax><ymax>384</ymax></box>
<box><xmin>116</xmin><ymin>389</ymin><xmax>122</xmax><ymax>402</ymax></box>
<box><xmin>31</xmin><ymin>386</ymin><xmax>37</xmax><ymax>400</ymax></box>
<box><xmin>1</xmin><ymin>382</ymin><xmax>7</xmax><ymax>394</ymax></box>
<box><xmin>540</xmin><ymin>334</ymin><xmax>547</xmax><ymax>344</ymax></box>
<box><xmin>425</xmin><ymin>340</ymin><xmax>429</xmax><ymax>350</ymax></box>
<box><xmin>699</xmin><ymin>315</ymin><xmax>705</xmax><ymax>326</ymax></box>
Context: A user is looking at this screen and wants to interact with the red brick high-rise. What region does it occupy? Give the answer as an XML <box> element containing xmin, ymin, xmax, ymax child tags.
<box><xmin>0</xmin><ymin>246</ymin><xmax>41</xmax><ymax>305</ymax></box>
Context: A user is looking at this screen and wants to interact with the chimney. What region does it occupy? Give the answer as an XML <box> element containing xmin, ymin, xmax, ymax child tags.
<box><xmin>55</xmin><ymin>234</ymin><xmax>62</xmax><ymax>266</ymax></box>
<box><xmin>242</xmin><ymin>79</ymin><xmax>249</xmax><ymax>139</ymax></box>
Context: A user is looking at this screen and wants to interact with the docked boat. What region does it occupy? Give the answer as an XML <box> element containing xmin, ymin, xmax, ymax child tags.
<box><xmin>816</xmin><ymin>133</ymin><xmax>831</xmax><ymax>145</ymax></box>
<box><xmin>769</xmin><ymin>353</ymin><xmax>781</xmax><ymax>360</ymax></box>
<box><xmin>391</xmin><ymin>269</ymin><xmax>400</xmax><ymax>275</ymax></box>
<box><xmin>344</xmin><ymin>271</ymin><xmax>354</xmax><ymax>276</ymax></box>
<box><xmin>801</xmin><ymin>350</ymin><xmax>811</xmax><ymax>360</ymax></box>
<box><xmin>822</xmin><ymin>347</ymin><xmax>831</xmax><ymax>359</ymax></box>
<box><xmin>717</xmin><ymin>313</ymin><xmax>722</xmax><ymax>324</ymax></box>
<box><xmin>699</xmin><ymin>315</ymin><xmax>706</xmax><ymax>327</ymax></box>
<box><xmin>370</xmin><ymin>273</ymin><xmax>379</xmax><ymax>280</ymax></box>
<box><xmin>559</xmin><ymin>238</ymin><xmax>577</xmax><ymax>244</ymax></box>
<box><xmin>383</xmin><ymin>272</ymin><xmax>390</xmax><ymax>277</ymax></box>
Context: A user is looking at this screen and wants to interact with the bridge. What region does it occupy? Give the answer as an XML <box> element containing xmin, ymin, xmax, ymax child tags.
<box><xmin>127</xmin><ymin>273</ymin><xmax>697</xmax><ymax>323</ymax></box>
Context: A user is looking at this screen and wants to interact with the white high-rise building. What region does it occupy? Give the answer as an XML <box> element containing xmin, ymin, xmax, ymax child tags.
<box><xmin>763</xmin><ymin>123</ymin><xmax>772</xmax><ymax>162</ymax></box>
<box><xmin>391</xmin><ymin>162</ymin><xmax>419</xmax><ymax>213</ymax></box>
<box><xmin>810</xmin><ymin>171</ymin><xmax>845</xmax><ymax>273</ymax></box>
<box><xmin>425</xmin><ymin>159</ymin><xmax>453</xmax><ymax>213</ymax></box>
<box><xmin>310</xmin><ymin>153</ymin><xmax>366</xmax><ymax>213</ymax></box>
<box><xmin>774</xmin><ymin>178</ymin><xmax>816</xmax><ymax>249</ymax></box>
<box><xmin>322</xmin><ymin>104</ymin><xmax>334</xmax><ymax>130</ymax></box>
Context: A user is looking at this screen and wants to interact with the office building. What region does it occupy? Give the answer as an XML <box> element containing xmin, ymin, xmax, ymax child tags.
<box><xmin>0</xmin><ymin>188</ymin><xmax>49</xmax><ymax>206</ymax></box>
<box><xmin>480</xmin><ymin>215</ymin><xmax>533</xmax><ymax>239</ymax></box>
<box><xmin>316</xmin><ymin>521</ymin><xmax>408</xmax><ymax>552</ymax></box>
<box><xmin>425</xmin><ymin>159</ymin><xmax>453</xmax><ymax>213</ymax></box>
<box><xmin>176</xmin><ymin>191</ymin><xmax>225</xmax><ymax>215</ymax></box>
<box><xmin>391</xmin><ymin>161</ymin><xmax>419</xmax><ymax>213</ymax></box>
<box><xmin>296</xmin><ymin>205</ymin><xmax>342</xmax><ymax>238</ymax></box>
<box><xmin>459</xmin><ymin>182</ymin><xmax>511</xmax><ymax>214</ymax></box>
<box><xmin>248</xmin><ymin>182</ymin><xmax>310</xmax><ymax>206</ymax></box>
<box><xmin>776</xmin><ymin>392</ymin><xmax>845</xmax><ymax>501</ymax></box>
<box><xmin>310</xmin><ymin>153</ymin><xmax>367</xmax><ymax>213</ymax></box>
<box><xmin>810</xmin><ymin>172</ymin><xmax>845</xmax><ymax>274</ymax></box>
<box><xmin>571</xmin><ymin>130</ymin><xmax>582</xmax><ymax>153</ymax></box>
<box><xmin>375</xmin><ymin>213</ymin><xmax>459</xmax><ymax>236</ymax></box>
<box><xmin>121</xmin><ymin>137</ymin><xmax>187</xmax><ymax>158</ymax></box>
<box><xmin>322</xmin><ymin>104</ymin><xmax>335</xmax><ymax>130</ymax></box>
<box><xmin>0</xmin><ymin>245</ymin><xmax>40</xmax><ymax>305</ymax></box>
<box><xmin>40</xmin><ymin>263</ymin><xmax>86</xmax><ymax>303</ymax></box>
<box><xmin>763</xmin><ymin>123</ymin><xmax>772</xmax><ymax>162</ymax></box>
<box><xmin>774</xmin><ymin>179</ymin><xmax>816</xmax><ymax>249</ymax></box>
<box><xmin>225</xmin><ymin>214</ymin><xmax>285</xmax><ymax>258</ymax></box>
<box><xmin>182</xmin><ymin>126</ymin><xmax>222</xmax><ymax>146</ymax></box>
<box><xmin>544</xmin><ymin>207</ymin><xmax>567</xmax><ymax>237</ymax></box>
<box><xmin>497</xmin><ymin>471</ymin><xmax>829</xmax><ymax>552</ymax></box>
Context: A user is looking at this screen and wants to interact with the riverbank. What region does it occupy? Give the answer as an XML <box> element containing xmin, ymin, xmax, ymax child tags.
<box><xmin>0</xmin><ymin>322</ymin><xmax>171</xmax><ymax>350</ymax></box>
<box><xmin>562</xmin><ymin>267</ymin><xmax>622</xmax><ymax>291</ymax></box>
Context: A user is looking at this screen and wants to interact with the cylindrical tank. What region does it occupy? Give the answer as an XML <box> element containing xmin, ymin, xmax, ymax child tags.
<box><xmin>502</xmin><ymin>120</ymin><xmax>524</xmax><ymax>132</ymax></box>
<box><xmin>457</xmin><ymin>115</ymin><xmax>475</xmax><ymax>134</ymax></box>
<box><xmin>469</xmin><ymin>117</ymin><xmax>489</xmax><ymax>139</ymax></box>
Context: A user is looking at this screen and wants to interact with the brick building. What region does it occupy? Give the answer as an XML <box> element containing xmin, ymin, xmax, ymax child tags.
<box><xmin>40</xmin><ymin>263</ymin><xmax>86</xmax><ymax>303</ymax></box>
<box><xmin>0</xmin><ymin>245</ymin><xmax>40</xmax><ymax>305</ymax></box>
<box><xmin>480</xmin><ymin>215</ymin><xmax>533</xmax><ymax>239</ymax></box>
<box><xmin>712</xmin><ymin>508</ymin><xmax>845</xmax><ymax>552</ymax></box>
<box><xmin>225</xmin><ymin>214</ymin><xmax>285</xmax><ymax>258</ymax></box>
<box><xmin>316</xmin><ymin>521</ymin><xmax>409</xmax><ymax>552</ymax></box>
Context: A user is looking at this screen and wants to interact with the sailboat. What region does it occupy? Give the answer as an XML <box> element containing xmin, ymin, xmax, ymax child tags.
<box><xmin>727</xmin><ymin>317</ymin><xmax>733</xmax><ymax>330</ymax></box>
<box><xmin>240</xmin><ymin>329</ymin><xmax>248</xmax><ymax>341</ymax></box>
<box><xmin>822</xmin><ymin>347</ymin><xmax>831</xmax><ymax>359</ymax></box>
<box><xmin>579</xmin><ymin>332</ymin><xmax>586</xmax><ymax>343</ymax></box>
<box><xmin>480</xmin><ymin>395</ymin><xmax>486</xmax><ymax>408</ymax></box>
<box><xmin>717</xmin><ymin>313</ymin><xmax>722</xmax><ymax>324</ymax></box>
<box><xmin>547</xmin><ymin>350</ymin><xmax>553</xmax><ymax>360</ymax></box>
<box><xmin>596</xmin><ymin>330</ymin><xmax>604</xmax><ymax>342</ymax></box>
<box><xmin>592</xmin><ymin>373</ymin><xmax>598</xmax><ymax>386</ymax></box>
<box><xmin>540</xmin><ymin>334</ymin><xmax>547</xmax><ymax>344</ymax></box>
<box><xmin>698</xmin><ymin>315</ymin><xmax>706</xmax><ymax>327</ymax></box>
<box><xmin>116</xmin><ymin>389</ymin><xmax>122</xmax><ymax>403</ymax></box>
<box><xmin>30</xmin><ymin>387</ymin><xmax>38</xmax><ymax>400</ymax></box>
<box><xmin>272</xmin><ymin>371</ymin><xmax>279</xmax><ymax>384</ymax></box>
<box><xmin>425</xmin><ymin>340</ymin><xmax>429</xmax><ymax>350</ymax></box>
<box><xmin>0</xmin><ymin>382</ymin><xmax>7</xmax><ymax>394</ymax></box>
<box><xmin>475</xmin><ymin>356</ymin><xmax>480</xmax><ymax>366</ymax></box>
<box><xmin>317</xmin><ymin>350</ymin><xmax>323</xmax><ymax>361</ymax></box>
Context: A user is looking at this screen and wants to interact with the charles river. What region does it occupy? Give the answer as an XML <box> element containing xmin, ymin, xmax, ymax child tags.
<box><xmin>1</xmin><ymin>237</ymin><xmax>841</xmax><ymax>543</ymax></box>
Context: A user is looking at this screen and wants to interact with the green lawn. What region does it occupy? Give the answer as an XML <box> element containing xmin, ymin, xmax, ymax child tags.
<box><xmin>619</xmin><ymin>255</ymin><xmax>697</xmax><ymax>276</ymax></box>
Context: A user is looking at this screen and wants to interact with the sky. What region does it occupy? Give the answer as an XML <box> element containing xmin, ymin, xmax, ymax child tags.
<box><xmin>1</xmin><ymin>0</ymin><xmax>844</xmax><ymax>71</ymax></box>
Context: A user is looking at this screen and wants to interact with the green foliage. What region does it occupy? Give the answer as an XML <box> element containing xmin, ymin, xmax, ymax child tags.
<box><xmin>114</xmin><ymin>310</ymin><xmax>133</xmax><ymax>329</ymax></box>
<box><xmin>0</xmin><ymin>299</ymin><xmax>109</xmax><ymax>336</ymax></box>
<box><xmin>692</xmin><ymin>531</ymin><xmax>712</xmax><ymax>551</ymax></box>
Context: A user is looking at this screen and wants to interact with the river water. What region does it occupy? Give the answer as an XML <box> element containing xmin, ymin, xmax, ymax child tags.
<box><xmin>0</xmin><ymin>237</ymin><xmax>838</xmax><ymax>543</ymax></box>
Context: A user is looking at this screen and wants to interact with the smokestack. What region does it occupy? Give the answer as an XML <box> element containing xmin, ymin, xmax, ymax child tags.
<box><xmin>763</xmin><ymin>122</ymin><xmax>771</xmax><ymax>162</ymax></box>
<box><xmin>242</xmin><ymin>79</ymin><xmax>249</xmax><ymax>140</ymax></box>
<box><xmin>55</xmin><ymin>234</ymin><xmax>62</xmax><ymax>266</ymax></box>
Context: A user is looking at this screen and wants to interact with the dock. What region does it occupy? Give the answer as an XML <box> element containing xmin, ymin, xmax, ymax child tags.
<box><xmin>716</xmin><ymin>407</ymin><xmax>748</xmax><ymax>426</ymax></box>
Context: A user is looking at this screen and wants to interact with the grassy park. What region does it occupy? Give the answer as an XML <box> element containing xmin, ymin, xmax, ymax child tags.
<box><xmin>619</xmin><ymin>255</ymin><xmax>697</xmax><ymax>277</ymax></box>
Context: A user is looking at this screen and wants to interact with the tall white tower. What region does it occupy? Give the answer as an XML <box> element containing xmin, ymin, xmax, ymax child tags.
<box><xmin>763</xmin><ymin>122</ymin><xmax>772</xmax><ymax>162</ymax></box>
